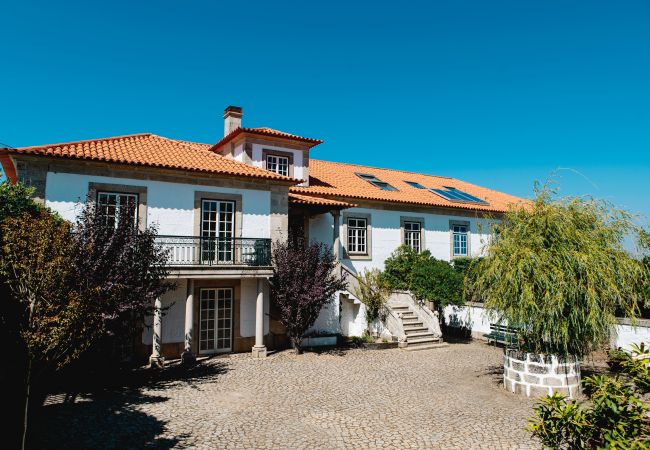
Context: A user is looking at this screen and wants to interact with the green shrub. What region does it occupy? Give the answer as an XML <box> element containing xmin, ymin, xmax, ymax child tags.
<box><xmin>451</xmin><ymin>256</ymin><xmax>475</xmax><ymax>275</ymax></box>
<box><xmin>410</xmin><ymin>257</ymin><xmax>464</xmax><ymax>310</ymax></box>
<box><xmin>382</xmin><ymin>245</ymin><xmax>430</xmax><ymax>290</ymax></box>
<box><xmin>353</xmin><ymin>268</ymin><xmax>391</xmax><ymax>334</ymax></box>
<box><xmin>382</xmin><ymin>245</ymin><xmax>466</xmax><ymax>310</ymax></box>
<box><xmin>529</xmin><ymin>375</ymin><xmax>649</xmax><ymax>449</ymax></box>
<box><xmin>608</xmin><ymin>347</ymin><xmax>631</xmax><ymax>372</ymax></box>
<box><xmin>622</xmin><ymin>343</ymin><xmax>650</xmax><ymax>394</ymax></box>
<box><xmin>528</xmin><ymin>392</ymin><xmax>589</xmax><ymax>449</ymax></box>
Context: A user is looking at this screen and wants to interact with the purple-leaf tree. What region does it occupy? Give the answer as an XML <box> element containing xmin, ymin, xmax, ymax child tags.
<box><xmin>270</xmin><ymin>240</ymin><xmax>347</xmax><ymax>353</ymax></box>
<box><xmin>72</xmin><ymin>200</ymin><xmax>174</xmax><ymax>346</ymax></box>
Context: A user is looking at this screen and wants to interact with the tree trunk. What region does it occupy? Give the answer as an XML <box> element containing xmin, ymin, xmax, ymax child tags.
<box><xmin>21</xmin><ymin>357</ymin><xmax>31</xmax><ymax>450</ymax></box>
<box><xmin>291</xmin><ymin>338</ymin><xmax>302</xmax><ymax>354</ymax></box>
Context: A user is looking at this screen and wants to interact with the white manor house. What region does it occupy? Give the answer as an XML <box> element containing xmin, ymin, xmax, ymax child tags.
<box><xmin>0</xmin><ymin>106</ymin><xmax>523</xmax><ymax>362</ymax></box>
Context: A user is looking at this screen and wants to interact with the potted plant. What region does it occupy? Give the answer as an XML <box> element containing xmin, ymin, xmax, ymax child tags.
<box><xmin>466</xmin><ymin>182</ymin><xmax>648</xmax><ymax>398</ymax></box>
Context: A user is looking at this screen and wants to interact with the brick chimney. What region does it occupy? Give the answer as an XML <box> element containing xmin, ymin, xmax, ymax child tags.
<box><xmin>223</xmin><ymin>106</ymin><xmax>243</xmax><ymax>136</ymax></box>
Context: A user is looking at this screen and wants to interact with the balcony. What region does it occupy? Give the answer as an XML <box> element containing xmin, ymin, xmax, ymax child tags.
<box><xmin>156</xmin><ymin>236</ymin><xmax>272</xmax><ymax>267</ymax></box>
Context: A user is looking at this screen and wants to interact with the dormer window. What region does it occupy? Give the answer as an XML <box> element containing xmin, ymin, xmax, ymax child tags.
<box><xmin>266</xmin><ymin>154</ymin><xmax>289</xmax><ymax>177</ymax></box>
<box><xmin>356</xmin><ymin>173</ymin><xmax>398</xmax><ymax>191</ymax></box>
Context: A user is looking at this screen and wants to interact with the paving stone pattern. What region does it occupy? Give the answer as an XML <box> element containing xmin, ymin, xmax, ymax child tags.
<box><xmin>35</xmin><ymin>342</ymin><xmax>538</xmax><ymax>449</ymax></box>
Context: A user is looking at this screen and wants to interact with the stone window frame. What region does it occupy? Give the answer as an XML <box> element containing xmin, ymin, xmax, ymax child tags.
<box><xmin>449</xmin><ymin>219</ymin><xmax>471</xmax><ymax>259</ymax></box>
<box><xmin>262</xmin><ymin>149</ymin><xmax>294</xmax><ymax>178</ymax></box>
<box><xmin>193</xmin><ymin>191</ymin><xmax>243</xmax><ymax>238</ymax></box>
<box><xmin>400</xmin><ymin>216</ymin><xmax>425</xmax><ymax>253</ymax></box>
<box><xmin>88</xmin><ymin>182</ymin><xmax>148</xmax><ymax>231</ymax></box>
<box><xmin>341</xmin><ymin>212</ymin><xmax>372</xmax><ymax>261</ymax></box>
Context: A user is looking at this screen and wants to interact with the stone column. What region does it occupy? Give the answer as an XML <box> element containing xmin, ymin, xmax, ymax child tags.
<box><xmin>149</xmin><ymin>297</ymin><xmax>164</xmax><ymax>367</ymax></box>
<box><xmin>181</xmin><ymin>279</ymin><xmax>196</xmax><ymax>365</ymax></box>
<box><xmin>252</xmin><ymin>278</ymin><xmax>267</xmax><ymax>358</ymax></box>
<box><xmin>331</xmin><ymin>210</ymin><xmax>341</xmax><ymax>261</ymax></box>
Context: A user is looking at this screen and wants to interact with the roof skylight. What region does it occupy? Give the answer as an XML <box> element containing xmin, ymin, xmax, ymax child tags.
<box><xmin>430</xmin><ymin>186</ymin><xmax>489</xmax><ymax>204</ymax></box>
<box><xmin>355</xmin><ymin>172</ymin><xmax>398</xmax><ymax>191</ymax></box>
<box><xmin>405</xmin><ymin>181</ymin><xmax>426</xmax><ymax>189</ymax></box>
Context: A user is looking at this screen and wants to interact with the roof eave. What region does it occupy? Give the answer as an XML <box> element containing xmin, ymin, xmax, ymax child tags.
<box><xmin>4</xmin><ymin>149</ymin><xmax>302</xmax><ymax>186</ymax></box>
<box><xmin>211</xmin><ymin>128</ymin><xmax>323</xmax><ymax>152</ymax></box>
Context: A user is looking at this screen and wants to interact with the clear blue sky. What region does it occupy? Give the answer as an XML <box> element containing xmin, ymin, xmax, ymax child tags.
<box><xmin>2</xmin><ymin>1</ymin><xmax>649</xmax><ymax>232</ymax></box>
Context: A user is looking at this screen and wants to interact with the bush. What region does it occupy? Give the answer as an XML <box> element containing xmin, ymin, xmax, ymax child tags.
<box><xmin>353</xmin><ymin>268</ymin><xmax>390</xmax><ymax>334</ymax></box>
<box><xmin>608</xmin><ymin>347</ymin><xmax>631</xmax><ymax>372</ymax></box>
<box><xmin>622</xmin><ymin>343</ymin><xmax>650</xmax><ymax>394</ymax></box>
<box><xmin>529</xmin><ymin>376</ymin><xmax>649</xmax><ymax>449</ymax></box>
<box><xmin>382</xmin><ymin>245</ymin><xmax>466</xmax><ymax>310</ymax></box>
<box><xmin>270</xmin><ymin>240</ymin><xmax>347</xmax><ymax>353</ymax></box>
<box><xmin>451</xmin><ymin>256</ymin><xmax>475</xmax><ymax>276</ymax></box>
<box><xmin>410</xmin><ymin>257</ymin><xmax>464</xmax><ymax>310</ymax></box>
<box><xmin>382</xmin><ymin>245</ymin><xmax>430</xmax><ymax>290</ymax></box>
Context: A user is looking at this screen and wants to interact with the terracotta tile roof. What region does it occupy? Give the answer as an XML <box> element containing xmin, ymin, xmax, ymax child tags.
<box><xmin>292</xmin><ymin>160</ymin><xmax>527</xmax><ymax>213</ymax></box>
<box><xmin>212</xmin><ymin>127</ymin><xmax>323</xmax><ymax>150</ymax></box>
<box><xmin>289</xmin><ymin>192</ymin><xmax>355</xmax><ymax>208</ymax></box>
<box><xmin>2</xmin><ymin>133</ymin><xmax>299</xmax><ymax>183</ymax></box>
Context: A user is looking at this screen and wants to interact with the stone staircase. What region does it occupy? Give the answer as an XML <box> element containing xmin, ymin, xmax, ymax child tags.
<box><xmin>391</xmin><ymin>304</ymin><xmax>448</xmax><ymax>351</ymax></box>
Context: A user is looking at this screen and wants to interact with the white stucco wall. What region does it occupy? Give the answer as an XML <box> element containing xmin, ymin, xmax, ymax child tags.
<box><xmin>612</xmin><ymin>321</ymin><xmax>650</xmax><ymax>352</ymax></box>
<box><xmin>143</xmin><ymin>279</ymin><xmax>188</xmax><ymax>345</ymax></box>
<box><xmin>341</xmin><ymin>297</ymin><xmax>367</xmax><ymax>337</ymax></box>
<box><xmin>44</xmin><ymin>172</ymin><xmax>272</xmax><ymax>237</ymax></box>
<box><xmin>443</xmin><ymin>303</ymin><xmax>492</xmax><ymax>337</ymax></box>
<box><xmin>309</xmin><ymin>207</ymin><xmax>494</xmax><ymax>274</ymax></box>
<box><xmin>444</xmin><ymin>304</ymin><xmax>650</xmax><ymax>353</ymax></box>
<box><xmin>239</xmin><ymin>278</ymin><xmax>270</xmax><ymax>337</ymax></box>
<box><xmin>307</xmin><ymin>293</ymin><xmax>341</xmax><ymax>335</ymax></box>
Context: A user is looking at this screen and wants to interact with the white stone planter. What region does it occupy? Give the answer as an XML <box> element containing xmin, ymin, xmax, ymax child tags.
<box><xmin>302</xmin><ymin>336</ymin><xmax>337</xmax><ymax>347</ymax></box>
<box><xmin>504</xmin><ymin>349</ymin><xmax>581</xmax><ymax>398</ymax></box>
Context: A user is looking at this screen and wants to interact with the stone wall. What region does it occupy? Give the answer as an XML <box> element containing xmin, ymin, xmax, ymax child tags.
<box><xmin>503</xmin><ymin>349</ymin><xmax>581</xmax><ymax>398</ymax></box>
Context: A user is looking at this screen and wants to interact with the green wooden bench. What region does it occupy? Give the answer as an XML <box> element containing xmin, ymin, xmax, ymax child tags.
<box><xmin>484</xmin><ymin>324</ymin><xmax>518</xmax><ymax>345</ymax></box>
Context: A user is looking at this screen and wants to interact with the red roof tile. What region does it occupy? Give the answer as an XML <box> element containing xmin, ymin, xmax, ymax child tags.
<box><xmin>289</xmin><ymin>192</ymin><xmax>355</xmax><ymax>208</ymax></box>
<box><xmin>2</xmin><ymin>133</ymin><xmax>300</xmax><ymax>183</ymax></box>
<box><xmin>292</xmin><ymin>160</ymin><xmax>527</xmax><ymax>213</ymax></box>
<box><xmin>212</xmin><ymin>127</ymin><xmax>323</xmax><ymax>150</ymax></box>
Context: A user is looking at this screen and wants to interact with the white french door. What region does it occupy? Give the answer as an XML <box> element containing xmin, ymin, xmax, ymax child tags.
<box><xmin>201</xmin><ymin>199</ymin><xmax>235</xmax><ymax>263</ymax></box>
<box><xmin>199</xmin><ymin>288</ymin><xmax>233</xmax><ymax>354</ymax></box>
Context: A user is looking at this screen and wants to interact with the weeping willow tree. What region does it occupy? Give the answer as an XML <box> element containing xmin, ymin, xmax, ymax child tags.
<box><xmin>466</xmin><ymin>182</ymin><xmax>649</xmax><ymax>358</ymax></box>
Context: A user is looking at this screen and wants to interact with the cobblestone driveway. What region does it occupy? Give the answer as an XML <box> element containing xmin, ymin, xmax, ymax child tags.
<box><xmin>36</xmin><ymin>342</ymin><xmax>538</xmax><ymax>449</ymax></box>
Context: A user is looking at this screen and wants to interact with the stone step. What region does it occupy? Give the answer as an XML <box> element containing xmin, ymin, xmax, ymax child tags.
<box><xmin>403</xmin><ymin>342</ymin><xmax>449</xmax><ymax>352</ymax></box>
<box><xmin>407</xmin><ymin>336</ymin><xmax>441</xmax><ymax>345</ymax></box>
<box><xmin>403</xmin><ymin>326</ymin><xmax>428</xmax><ymax>333</ymax></box>
<box><xmin>402</xmin><ymin>322</ymin><xmax>424</xmax><ymax>329</ymax></box>
<box><xmin>401</xmin><ymin>318</ymin><xmax>421</xmax><ymax>323</ymax></box>
<box><xmin>400</xmin><ymin>314</ymin><xmax>418</xmax><ymax>320</ymax></box>
<box><xmin>391</xmin><ymin>305</ymin><xmax>410</xmax><ymax>311</ymax></box>
<box><xmin>405</xmin><ymin>331</ymin><xmax>435</xmax><ymax>338</ymax></box>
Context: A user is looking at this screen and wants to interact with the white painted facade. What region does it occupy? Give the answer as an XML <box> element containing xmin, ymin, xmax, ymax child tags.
<box><xmin>43</xmin><ymin>171</ymin><xmax>275</xmax><ymax>353</ymax></box>
<box><xmin>143</xmin><ymin>279</ymin><xmax>188</xmax><ymax>345</ymax></box>
<box><xmin>310</xmin><ymin>206</ymin><xmax>493</xmax><ymax>274</ymax></box>
<box><xmin>239</xmin><ymin>278</ymin><xmax>270</xmax><ymax>337</ymax></box>
<box><xmin>44</xmin><ymin>172</ymin><xmax>272</xmax><ymax>237</ymax></box>
<box><xmin>307</xmin><ymin>206</ymin><xmax>494</xmax><ymax>336</ymax></box>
